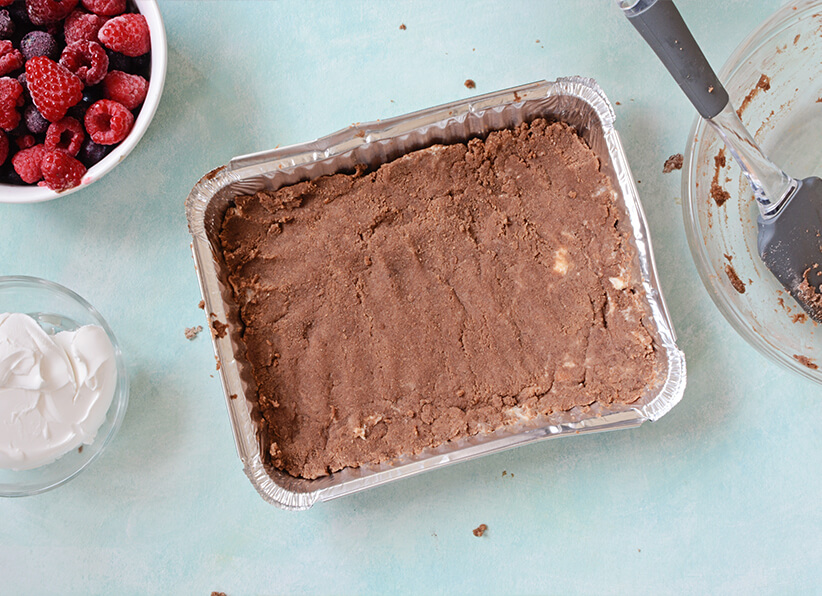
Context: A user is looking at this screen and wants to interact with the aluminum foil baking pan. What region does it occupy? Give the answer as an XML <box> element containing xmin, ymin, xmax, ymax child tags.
<box><xmin>185</xmin><ymin>77</ymin><xmax>686</xmax><ymax>511</ymax></box>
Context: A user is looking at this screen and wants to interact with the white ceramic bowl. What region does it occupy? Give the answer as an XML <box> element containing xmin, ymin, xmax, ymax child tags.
<box><xmin>0</xmin><ymin>276</ymin><xmax>129</xmax><ymax>496</ymax></box>
<box><xmin>0</xmin><ymin>0</ymin><xmax>167</xmax><ymax>204</ymax></box>
<box><xmin>683</xmin><ymin>0</ymin><xmax>822</xmax><ymax>384</ymax></box>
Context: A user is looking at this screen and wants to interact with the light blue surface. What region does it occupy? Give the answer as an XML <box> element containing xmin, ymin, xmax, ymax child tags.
<box><xmin>1</xmin><ymin>1</ymin><xmax>820</xmax><ymax>594</ymax></box>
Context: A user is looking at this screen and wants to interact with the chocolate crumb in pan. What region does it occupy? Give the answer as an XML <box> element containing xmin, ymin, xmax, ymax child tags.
<box><xmin>218</xmin><ymin>119</ymin><xmax>663</xmax><ymax>480</ymax></box>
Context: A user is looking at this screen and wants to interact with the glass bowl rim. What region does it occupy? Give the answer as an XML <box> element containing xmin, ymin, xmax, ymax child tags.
<box><xmin>0</xmin><ymin>275</ymin><xmax>130</xmax><ymax>496</ymax></box>
<box><xmin>682</xmin><ymin>0</ymin><xmax>822</xmax><ymax>385</ymax></box>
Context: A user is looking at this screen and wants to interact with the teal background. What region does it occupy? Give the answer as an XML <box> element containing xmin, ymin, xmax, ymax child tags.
<box><xmin>1</xmin><ymin>1</ymin><xmax>820</xmax><ymax>594</ymax></box>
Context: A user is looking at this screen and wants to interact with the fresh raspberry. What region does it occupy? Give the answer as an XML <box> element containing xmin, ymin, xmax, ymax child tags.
<box><xmin>0</xmin><ymin>0</ymin><xmax>13</xmax><ymax>6</ymax></box>
<box><xmin>102</xmin><ymin>69</ymin><xmax>145</xmax><ymax>109</ymax></box>
<box><xmin>25</xmin><ymin>56</ymin><xmax>83</xmax><ymax>122</ymax></box>
<box><xmin>26</xmin><ymin>0</ymin><xmax>79</xmax><ymax>25</ymax></box>
<box><xmin>45</xmin><ymin>115</ymin><xmax>83</xmax><ymax>155</ymax></box>
<box><xmin>98</xmin><ymin>13</ymin><xmax>149</xmax><ymax>57</ymax></box>
<box><xmin>40</xmin><ymin>148</ymin><xmax>86</xmax><ymax>190</ymax></box>
<box><xmin>15</xmin><ymin>133</ymin><xmax>36</xmax><ymax>149</ymax></box>
<box><xmin>11</xmin><ymin>143</ymin><xmax>45</xmax><ymax>183</ymax></box>
<box><xmin>0</xmin><ymin>129</ymin><xmax>7</xmax><ymax>165</ymax></box>
<box><xmin>84</xmin><ymin>98</ymin><xmax>131</xmax><ymax>144</ymax></box>
<box><xmin>64</xmin><ymin>9</ymin><xmax>106</xmax><ymax>44</ymax></box>
<box><xmin>0</xmin><ymin>75</ymin><xmax>23</xmax><ymax>131</ymax></box>
<box><xmin>81</xmin><ymin>0</ymin><xmax>123</xmax><ymax>16</ymax></box>
<box><xmin>0</xmin><ymin>40</ymin><xmax>23</xmax><ymax>76</ymax></box>
<box><xmin>60</xmin><ymin>40</ymin><xmax>108</xmax><ymax>85</ymax></box>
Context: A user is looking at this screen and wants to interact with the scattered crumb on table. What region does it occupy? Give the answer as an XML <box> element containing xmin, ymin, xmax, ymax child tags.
<box><xmin>464</xmin><ymin>79</ymin><xmax>476</xmax><ymax>89</ymax></box>
<box><xmin>399</xmin><ymin>23</ymin><xmax>406</xmax><ymax>30</ymax></box>
<box><xmin>472</xmin><ymin>524</ymin><xmax>488</xmax><ymax>537</ymax></box>
<box><xmin>662</xmin><ymin>153</ymin><xmax>684</xmax><ymax>173</ymax></box>
<box><xmin>198</xmin><ymin>300</ymin><xmax>205</xmax><ymax>310</ymax></box>
<box><xmin>184</xmin><ymin>325</ymin><xmax>203</xmax><ymax>340</ymax></box>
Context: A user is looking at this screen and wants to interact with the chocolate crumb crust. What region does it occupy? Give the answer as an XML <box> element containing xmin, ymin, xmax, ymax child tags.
<box><xmin>219</xmin><ymin>119</ymin><xmax>663</xmax><ymax>479</ymax></box>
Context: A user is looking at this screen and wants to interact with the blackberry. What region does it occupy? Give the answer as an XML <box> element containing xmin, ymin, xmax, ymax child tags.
<box><xmin>24</xmin><ymin>104</ymin><xmax>49</xmax><ymax>134</ymax></box>
<box><xmin>17</xmin><ymin>71</ymin><xmax>29</xmax><ymax>102</ymax></box>
<box><xmin>0</xmin><ymin>9</ymin><xmax>13</xmax><ymax>39</ymax></box>
<box><xmin>21</xmin><ymin>30</ymin><xmax>59</xmax><ymax>61</ymax></box>
<box><xmin>66</xmin><ymin>84</ymin><xmax>102</xmax><ymax>120</ymax></box>
<box><xmin>78</xmin><ymin>136</ymin><xmax>109</xmax><ymax>167</ymax></box>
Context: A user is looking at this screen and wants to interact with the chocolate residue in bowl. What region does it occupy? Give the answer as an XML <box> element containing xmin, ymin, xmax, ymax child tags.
<box><xmin>796</xmin><ymin>267</ymin><xmax>822</xmax><ymax>321</ymax></box>
<box><xmin>793</xmin><ymin>354</ymin><xmax>819</xmax><ymax>370</ymax></box>
<box><xmin>736</xmin><ymin>73</ymin><xmax>771</xmax><ymax>118</ymax></box>
<box><xmin>662</xmin><ymin>153</ymin><xmax>683</xmax><ymax>173</ymax></box>
<box><xmin>791</xmin><ymin>312</ymin><xmax>808</xmax><ymax>324</ymax></box>
<box><xmin>711</xmin><ymin>148</ymin><xmax>730</xmax><ymax>206</ymax></box>
<box><xmin>724</xmin><ymin>263</ymin><xmax>746</xmax><ymax>294</ymax></box>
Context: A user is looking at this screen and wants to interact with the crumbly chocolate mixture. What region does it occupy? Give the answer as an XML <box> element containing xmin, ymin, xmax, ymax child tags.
<box><xmin>793</xmin><ymin>354</ymin><xmax>818</xmax><ymax>370</ymax></box>
<box><xmin>736</xmin><ymin>73</ymin><xmax>771</xmax><ymax>118</ymax></box>
<box><xmin>220</xmin><ymin>119</ymin><xmax>662</xmax><ymax>479</ymax></box>
<box><xmin>710</xmin><ymin>149</ymin><xmax>730</xmax><ymax>207</ymax></box>
<box><xmin>724</xmin><ymin>264</ymin><xmax>746</xmax><ymax>294</ymax></box>
<box><xmin>662</xmin><ymin>153</ymin><xmax>683</xmax><ymax>174</ymax></box>
<box><xmin>184</xmin><ymin>325</ymin><xmax>203</xmax><ymax>340</ymax></box>
<box><xmin>796</xmin><ymin>267</ymin><xmax>822</xmax><ymax>322</ymax></box>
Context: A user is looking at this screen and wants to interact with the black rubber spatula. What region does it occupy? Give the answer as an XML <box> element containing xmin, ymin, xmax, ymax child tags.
<box><xmin>619</xmin><ymin>0</ymin><xmax>822</xmax><ymax>321</ymax></box>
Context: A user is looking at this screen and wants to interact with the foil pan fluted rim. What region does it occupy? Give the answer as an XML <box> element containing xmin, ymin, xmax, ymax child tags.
<box><xmin>185</xmin><ymin>77</ymin><xmax>686</xmax><ymax>510</ymax></box>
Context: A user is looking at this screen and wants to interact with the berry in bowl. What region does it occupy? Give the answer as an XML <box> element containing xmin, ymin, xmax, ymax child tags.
<box><xmin>0</xmin><ymin>0</ymin><xmax>166</xmax><ymax>203</ymax></box>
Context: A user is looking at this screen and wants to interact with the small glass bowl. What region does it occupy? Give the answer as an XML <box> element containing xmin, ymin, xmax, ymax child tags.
<box><xmin>0</xmin><ymin>276</ymin><xmax>128</xmax><ymax>496</ymax></box>
<box><xmin>683</xmin><ymin>0</ymin><xmax>822</xmax><ymax>384</ymax></box>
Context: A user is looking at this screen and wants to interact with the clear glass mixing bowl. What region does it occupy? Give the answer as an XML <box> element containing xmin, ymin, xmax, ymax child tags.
<box><xmin>684</xmin><ymin>0</ymin><xmax>822</xmax><ymax>384</ymax></box>
<box><xmin>0</xmin><ymin>276</ymin><xmax>129</xmax><ymax>496</ymax></box>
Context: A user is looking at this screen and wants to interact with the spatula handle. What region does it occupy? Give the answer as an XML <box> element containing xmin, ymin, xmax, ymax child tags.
<box><xmin>620</xmin><ymin>0</ymin><xmax>728</xmax><ymax>119</ymax></box>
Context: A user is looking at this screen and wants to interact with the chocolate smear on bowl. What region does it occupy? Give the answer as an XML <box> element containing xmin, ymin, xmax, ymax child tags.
<box><xmin>793</xmin><ymin>354</ymin><xmax>818</xmax><ymax>370</ymax></box>
<box><xmin>724</xmin><ymin>263</ymin><xmax>746</xmax><ymax>294</ymax></box>
<box><xmin>736</xmin><ymin>74</ymin><xmax>771</xmax><ymax>118</ymax></box>
<box><xmin>710</xmin><ymin>148</ymin><xmax>730</xmax><ymax>206</ymax></box>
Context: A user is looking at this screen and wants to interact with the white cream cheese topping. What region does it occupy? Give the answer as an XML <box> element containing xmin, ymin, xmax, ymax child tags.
<box><xmin>0</xmin><ymin>312</ymin><xmax>117</xmax><ymax>470</ymax></box>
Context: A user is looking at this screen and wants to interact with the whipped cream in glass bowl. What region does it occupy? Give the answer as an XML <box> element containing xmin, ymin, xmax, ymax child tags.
<box><xmin>0</xmin><ymin>277</ymin><xmax>128</xmax><ymax>496</ymax></box>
